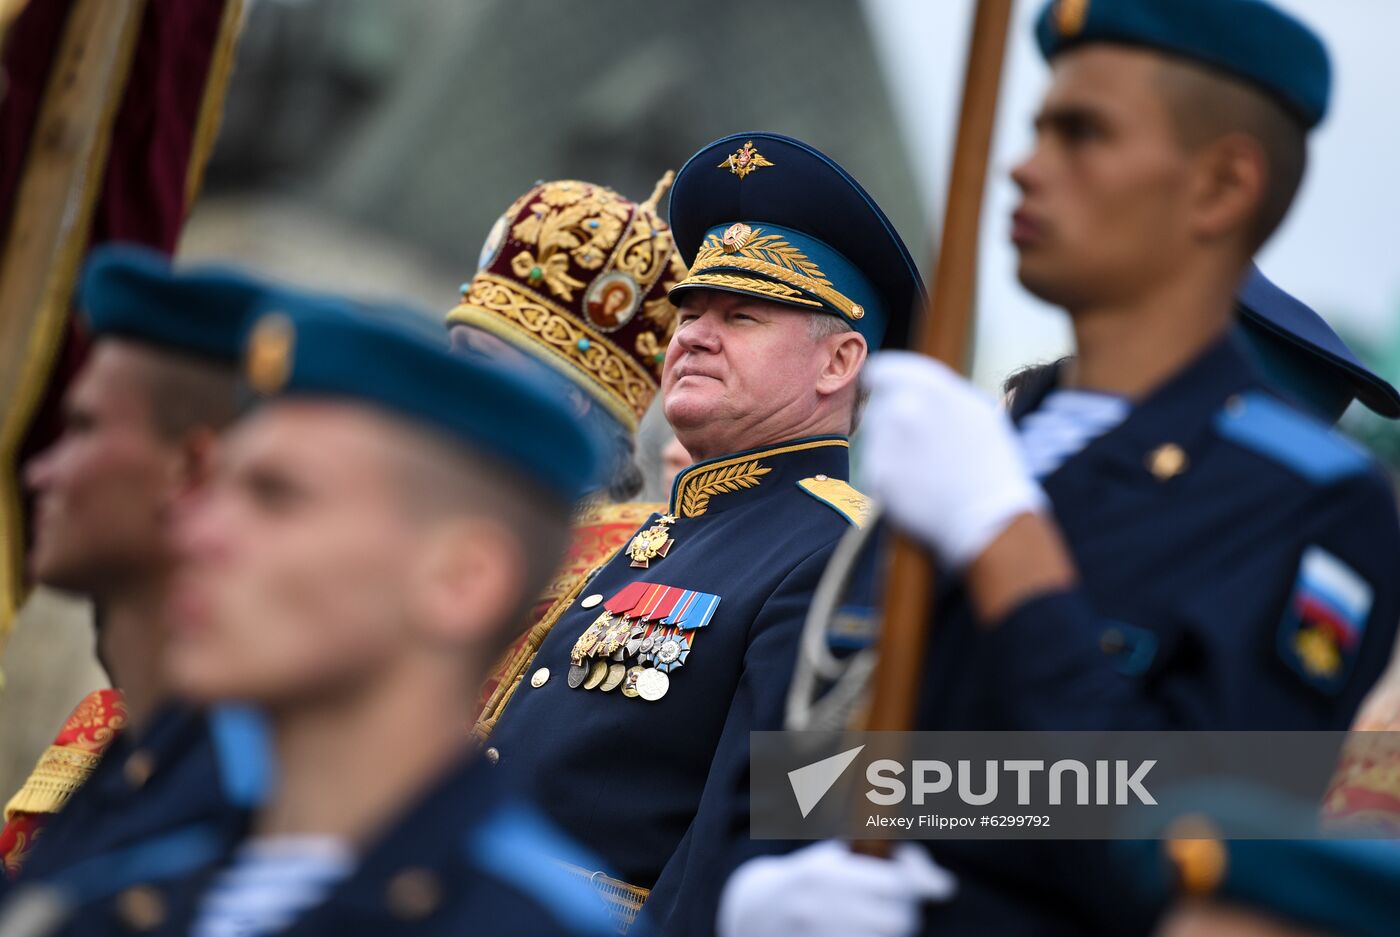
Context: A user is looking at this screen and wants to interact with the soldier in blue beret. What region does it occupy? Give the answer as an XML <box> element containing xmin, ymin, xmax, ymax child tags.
<box><xmin>474</xmin><ymin>130</ymin><xmax>947</xmax><ymax>929</ymax></box>
<box><xmin>711</xmin><ymin>1</ymin><xmax>1400</xmax><ymax>935</ymax></box>
<box><xmin>1133</xmin><ymin>791</ymin><xmax>1400</xmax><ymax>937</ymax></box>
<box><xmin>0</xmin><ymin>296</ymin><xmax>617</xmax><ymax>936</ymax></box>
<box><xmin>3</xmin><ymin>245</ymin><xmax>282</xmax><ymax>891</ymax></box>
<box><xmin>1151</xmin><ymin>839</ymin><xmax>1400</xmax><ymax>937</ymax></box>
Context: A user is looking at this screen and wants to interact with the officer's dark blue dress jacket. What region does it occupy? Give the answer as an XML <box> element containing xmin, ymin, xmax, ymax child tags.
<box><xmin>645</xmin><ymin>335</ymin><xmax>1400</xmax><ymax>937</ymax></box>
<box><xmin>19</xmin><ymin>750</ymin><xmax>615</xmax><ymax>937</ymax></box>
<box><xmin>487</xmin><ymin>436</ymin><xmax>865</xmax><ymax>890</ymax></box>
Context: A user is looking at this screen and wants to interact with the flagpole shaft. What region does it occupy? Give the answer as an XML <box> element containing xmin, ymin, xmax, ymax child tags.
<box><xmin>853</xmin><ymin>0</ymin><xmax>1015</xmax><ymax>857</ymax></box>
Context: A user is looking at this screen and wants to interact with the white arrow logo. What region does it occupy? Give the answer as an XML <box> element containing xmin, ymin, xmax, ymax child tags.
<box><xmin>787</xmin><ymin>745</ymin><xmax>865</xmax><ymax>818</ymax></box>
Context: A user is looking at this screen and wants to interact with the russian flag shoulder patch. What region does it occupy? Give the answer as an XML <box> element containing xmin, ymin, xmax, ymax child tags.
<box><xmin>1278</xmin><ymin>546</ymin><xmax>1374</xmax><ymax>694</ymax></box>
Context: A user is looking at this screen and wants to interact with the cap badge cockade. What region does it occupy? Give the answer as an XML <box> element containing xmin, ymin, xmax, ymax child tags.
<box><xmin>718</xmin><ymin>140</ymin><xmax>774</xmax><ymax>180</ymax></box>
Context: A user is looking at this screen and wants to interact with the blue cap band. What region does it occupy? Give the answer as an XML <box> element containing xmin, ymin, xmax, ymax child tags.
<box><xmin>671</xmin><ymin>221</ymin><xmax>886</xmax><ymax>348</ymax></box>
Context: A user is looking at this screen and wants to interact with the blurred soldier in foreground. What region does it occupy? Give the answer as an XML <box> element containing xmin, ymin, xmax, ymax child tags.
<box><xmin>714</xmin><ymin>1</ymin><xmax>1400</xmax><ymax>935</ymax></box>
<box><xmin>2</xmin><ymin>296</ymin><xmax>615</xmax><ymax>935</ymax></box>
<box><xmin>0</xmin><ymin>247</ymin><xmax>275</xmax><ymax>879</ymax></box>
<box><xmin>1140</xmin><ymin>793</ymin><xmax>1400</xmax><ymax>937</ymax></box>
<box><xmin>480</xmin><ymin>131</ymin><xmax>937</xmax><ymax>929</ymax></box>
<box><xmin>1150</xmin><ymin>838</ymin><xmax>1400</xmax><ymax>937</ymax></box>
<box><xmin>446</xmin><ymin>176</ymin><xmax>684</xmax><ymax>733</ymax></box>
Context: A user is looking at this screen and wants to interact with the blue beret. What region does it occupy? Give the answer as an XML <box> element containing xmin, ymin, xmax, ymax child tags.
<box><xmin>1035</xmin><ymin>0</ymin><xmax>1331</xmax><ymax>129</ymax></box>
<box><xmin>241</xmin><ymin>297</ymin><xmax>603</xmax><ymax>503</ymax></box>
<box><xmin>1126</xmin><ymin>787</ymin><xmax>1400</xmax><ymax>937</ymax></box>
<box><xmin>1205</xmin><ymin>838</ymin><xmax>1400</xmax><ymax>937</ymax></box>
<box><xmin>79</xmin><ymin>243</ymin><xmax>275</xmax><ymax>363</ymax></box>
<box><xmin>668</xmin><ymin>132</ymin><xmax>924</xmax><ymax>351</ymax></box>
<box><xmin>1236</xmin><ymin>266</ymin><xmax>1400</xmax><ymax>421</ymax></box>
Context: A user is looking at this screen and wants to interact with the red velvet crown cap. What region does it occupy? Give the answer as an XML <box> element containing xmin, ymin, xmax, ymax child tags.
<box><xmin>447</xmin><ymin>176</ymin><xmax>685</xmax><ymax>431</ymax></box>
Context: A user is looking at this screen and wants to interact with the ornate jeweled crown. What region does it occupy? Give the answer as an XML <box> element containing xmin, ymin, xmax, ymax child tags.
<box><xmin>447</xmin><ymin>175</ymin><xmax>685</xmax><ymax>430</ymax></box>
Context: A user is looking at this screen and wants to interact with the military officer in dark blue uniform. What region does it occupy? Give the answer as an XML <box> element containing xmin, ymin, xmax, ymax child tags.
<box><xmin>712</xmin><ymin>2</ymin><xmax>1400</xmax><ymax>935</ymax></box>
<box><xmin>480</xmin><ymin>132</ymin><xmax>944</xmax><ymax>924</ymax></box>
<box><xmin>0</xmin><ymin>294</ymin><xmax>616</xmax><ymax>936</ymax></box>
<box><xmin>6</xmin><ymin>246</ymin><xmax>282</xmax><ymax>894</ymax></box>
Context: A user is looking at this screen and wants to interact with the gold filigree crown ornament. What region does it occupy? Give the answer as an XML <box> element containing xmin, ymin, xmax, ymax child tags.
<box><xmin>446</xmin><ymin>174</ymin><xmax>686</xmax><ymax>431</ymax></box>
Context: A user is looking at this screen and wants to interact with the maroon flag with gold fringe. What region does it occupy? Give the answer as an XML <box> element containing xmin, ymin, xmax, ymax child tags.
<box><xmin>0</xmin><ymin>0</ymin><xmax>243</xmax><ymax>663</ymax></box>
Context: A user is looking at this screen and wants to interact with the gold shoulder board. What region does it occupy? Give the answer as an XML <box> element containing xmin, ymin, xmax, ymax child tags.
<box><xmin>797</xmin><ymin>477</ymin><xmax>870</xmax><ymax>528</ymax></box>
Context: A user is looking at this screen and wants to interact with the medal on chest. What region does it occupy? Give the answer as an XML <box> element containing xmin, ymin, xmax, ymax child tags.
<box><xmin>626</xmin><ymin>514</ymin><xmax>676</xmax><ymax>568</ymax></box>
<box><xmin>567</xmin><ymin>582</ymin><xmax>720</xmax><ymax>701</ymax></box>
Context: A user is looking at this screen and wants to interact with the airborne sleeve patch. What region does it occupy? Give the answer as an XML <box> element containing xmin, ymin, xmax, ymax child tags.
<box><xmin>1278</xmin><ymin>546</ymin><xmax>1374</xmax><ymax>694</ymax></box>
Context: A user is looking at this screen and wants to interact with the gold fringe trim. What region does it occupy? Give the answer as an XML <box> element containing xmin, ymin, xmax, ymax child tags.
<box><xmin>555</xmin><ymin>860</ymin><xmax>650</xmax><ymax>935</ymax></box>
<box><xmin>0</xmin><ymin>0</ymin><xmax>148</xmax><ymax>664</ymax></box>
<box><xmin>182</xmin><ymin>0</ymin><xmax>244</xmax><ymax>212</ymax></box>
<box><xmin>4</xmin><ymin>745</ymin><xmax>103</xmax><ymax>820</ymax></box>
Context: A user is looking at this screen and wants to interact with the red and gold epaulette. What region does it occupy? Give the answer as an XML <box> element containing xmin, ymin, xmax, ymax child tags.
<box><xmin>1</xmin><ymin>688</ymin><xmax>127</xmax><ymax>875</ymax></box>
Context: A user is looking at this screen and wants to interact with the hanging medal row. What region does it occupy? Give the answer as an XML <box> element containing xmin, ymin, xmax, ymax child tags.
<box><xmin>568</xmin><ymin>582</ymin><xmax>721</xmax><ymax>702</ymax></box>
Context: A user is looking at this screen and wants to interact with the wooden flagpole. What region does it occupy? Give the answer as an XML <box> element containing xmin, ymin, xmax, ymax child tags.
<box><xmin>854</xmin><ymin>0</ymin><xmax>1015</xmax><ymax>856</ymax></box>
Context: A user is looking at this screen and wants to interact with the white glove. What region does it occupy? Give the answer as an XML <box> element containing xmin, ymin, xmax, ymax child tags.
<box><xmin>717</xmin><ymin>840</ymin><xmax>956</xmax><ymax>937</ymax></box>
<box><xmin>861</xmin><ymin>351</ymin><xmax>1047</xmax><ymax>569</ymax></box>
